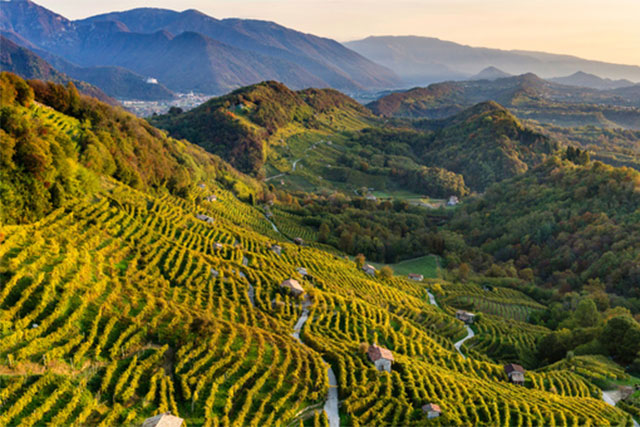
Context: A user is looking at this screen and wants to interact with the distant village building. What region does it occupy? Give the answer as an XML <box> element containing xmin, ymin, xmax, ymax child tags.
<box><xmin>408</xmin><ymin>273</ymin><xmax>424</xmax><ymax>281</ymax></box>
<box><xmin>293</xmin><ymin>237</ymin><xmax>304</xmax><ymax>246</ymax></box>
<box><xmin>367</xmin><ymin>344</ymin><xmax>394</xmax><ymax>372</ymax></box>
<box><xmin>210</xmin><ymin>268</ymin><xmax>219</xmax><ymax>278</ymax></box>
<box><xmin>280</xmin><ymin>278</ymin><xmax>304</xmax><ymax>296</ymax></box>
<box><xmin>296</xmin><ymin>267</ymin><xmax>308</xmax><ymax>277</ymax></box>
<box><xmin>271</xmin><ymin>244</ymin><xmax>282</xmax><ymax>255</ymax></box>
<box><xmin>205</xmin><ymin>195</ymin><xmax>218</xmax><ymax>202</ymax></box>
<box><xmin>504</xmin><ymin>363</ymin><xmax>526</xmax><ymax>385</ymax></box>
<box><xmin>142</xmin><ymin>412</ymin><xmax>183</xmax><ymax>427</ymax></box>
<box><xmin>363</xmin><ymin>264</ymin><xmax>377</xmax><ymax>276</ymax></box>
<box><xmin>195</xmin><ymin>214</ymin><xmax>215</xmax><ymax>224</ymax></box>
<box><xmin>455</xmin><ymin>310</ymin><xmax>476</xmax><ymax>324</ymax></box>
<box><xmin>145</xmin><ymin>77</ymin><xmax>159</xmax><ymax>85</ymax></box>
<box><xmin>447</xmin><ymin>196</ymin><xmax>459</xmax><ymax>206</ymax></box>
<box><xmin>197</xmin><ymin>183</ymin><xmax>206</xmax><ymax>189</ymax></box>
<box><xmin>365</xmin><ymin>195</ymin><xmax>377</xmax><ymax>201</ymax></box>
<box><xmin>422</xmin><ymin>403</ymin><xmax>442</xmax><ymax>419</ymax></box>
<box><xmin>213</xmin><ymin>242</ymin><xmax>224</xmax><ymax>250</ymax></box>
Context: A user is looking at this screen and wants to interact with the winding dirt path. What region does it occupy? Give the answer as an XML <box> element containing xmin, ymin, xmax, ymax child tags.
<box><xmin>426</xmin><ymin>290</ymin><xmax>473</xmax><ymax>358</ymax></box>
<box><xmin>291</xmin><ymin>298</ymin><xmax>340</xmax><ymax>427</ymax></box>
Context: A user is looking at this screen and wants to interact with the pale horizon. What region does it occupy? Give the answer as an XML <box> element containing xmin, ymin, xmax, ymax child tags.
<box><xmin>26</xmin><ymin>0</ymin><xmax>640</xmax><ymax>68</ymax></box>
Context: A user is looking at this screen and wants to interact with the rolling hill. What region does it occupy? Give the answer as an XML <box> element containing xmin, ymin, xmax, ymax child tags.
<box><xmin>151</xmin><ymin>80</ymin><xmax>558</xmax><ymax>194</ymax></box>
<box><xmin>549</xmin><ymin>71</ymin><xmax>635</xmax><ymax>90</ymax></box>
<box><xmin>0</xmin><ymin>0</ymin><xmax>399</xmax><ymax>94</ymax></box>
<box><xmin>368</xmin><ymin>73</ymin><xmax>640</xmax><ymax>129</ymax></box>
<box><xmin>149</xmin><ymin>81</ymin><xmax>374</xmax><ymax>175</ymax></box>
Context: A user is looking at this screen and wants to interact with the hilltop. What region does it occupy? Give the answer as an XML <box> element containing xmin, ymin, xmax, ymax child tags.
<box><xmin>417</xmin><ymin>101</ymin><xmax>557</xmax><ymax>191</ymax></box>
<box><xmin>550</xmin><ymin>71</ymin><xmax>635</xmax><ymax>90</ymax></box>
<box><xmin>150</xmin><ymin>81</ymin><xmax>373</xmax><ymax>175</ymax></box>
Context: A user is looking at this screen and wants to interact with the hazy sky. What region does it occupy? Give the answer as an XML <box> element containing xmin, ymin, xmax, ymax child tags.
<box><xmin>35</xmin><ymin>0</ymin><xmax>640</xmax><ymax>66</ymax></box>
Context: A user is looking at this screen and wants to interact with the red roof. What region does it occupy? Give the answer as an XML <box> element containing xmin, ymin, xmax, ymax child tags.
<box><xmin>504</xmin><ymin>363</ymin><xmax>525</xmax><ymax>374</ymax></box>
<box><xmin>422</xmin><ymin>403</ymin><xmax>441</xmax><ymax>413</ymax></box>
<box><xmin>368</xmin><ymin>344</ymin><xmax>394</xmax><ymax>362</ymax></box>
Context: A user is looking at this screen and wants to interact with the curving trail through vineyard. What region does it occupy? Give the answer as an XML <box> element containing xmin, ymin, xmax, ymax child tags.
<box><xmin>292</xmin><ymin>297</ymin><xmax>340</xmax><ymax>427</ymax></box>
<box><xmin>426</xmin><ymin>290</ymin><xmax>439</xmax><ymax>307</ymax></box>
<box><xmin>453</xmin><ymin>326</ymin><xmax>475</xmax><ymax>359</ymax></box>
<box><xmin>602</xmin><ymin>391</ymin><xmax>640</xmax><ymax>427</ymax></box>
<box><xmin>427</xmin><ymin>289</ymin><xmax>473</xmax><ymax>358</ymax></box>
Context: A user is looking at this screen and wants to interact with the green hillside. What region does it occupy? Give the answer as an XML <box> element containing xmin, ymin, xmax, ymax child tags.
<box><xmin>369</xmin><ymin>74</ymin><xmax>640</xmax><ymax>130</ymax></box>
<box><xmin>447</xmin><ymin>156</ymin><xmax>640</xmax><ymax>297</ymax></box>
<box><xmin>150</xmin><ymin>81</ymin><xmax>373</xmax><ymax>176</ymax></box>
<box><xmin>2</xmin><ymin>73</ymin><xmax>640</xmax><ymax>425</ymax></box>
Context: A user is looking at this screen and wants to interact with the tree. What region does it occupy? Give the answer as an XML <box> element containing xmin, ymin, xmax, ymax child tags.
<box><xmin>354</xmin><ymin>253</ymin><xmax>365</xmax><ymax>269</ymax></box>
<box><xmin>318</xmin><ymin>223</ymin><xmax>330</xmax><ymax>243</ymax></box>
<box><xmin>458</xmin><ymin>263</ymin><xmax>471</xmax><ymax>282</ymax></box>
<box><xmin>602</xmin><ymin>316</ymin><xmax>640</xmax><ymax>363</ymax></box>
<box><xmin>574</xmin><ymin>298</ymin><xmax>600</xmax><ymax>328</ymax></box>
<box><xmin>379</xmin><ymin>266</ymin><xmax>393</xmax><ymax>280</ymax></box>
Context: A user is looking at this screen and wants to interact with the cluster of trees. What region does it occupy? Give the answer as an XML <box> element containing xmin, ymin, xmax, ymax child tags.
<box><xmin>332</xmin><ymin>127</ymin><xmax>469</xmax><ymax>197</ymax></box>
<box><xmin>535</xmin><ymin>294</ymin><xmax>640</xmax><ymax>371</ymax></box>
<box><xmin>271</xmin><ymin>191</ymin><xmax>453</xmax><ymax>263</ymax></box>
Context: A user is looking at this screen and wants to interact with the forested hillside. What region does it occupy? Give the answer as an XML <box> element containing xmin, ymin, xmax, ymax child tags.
<box><xmin>0</xmin><ymin>72</ymin><xmax>260</xmax><ymax>223</ymax></box>
<box><xmin>150</xmin><ymin>81</ymin><xmax>373</xmax><ymax>175</ymax></box>
<box><xmin>1</xmin><ymin>73</ymin><xmax>640</xmax><ymax>425</ymax></box>
<box><xmin>369</xmin><ymin>74</ymin><xmax>640</xmax><ymax>129</ymax></box>
<box><xmin>448</xmin><ymin>156</ymin><xmax>640</xmax><ymax>296</ymax></box>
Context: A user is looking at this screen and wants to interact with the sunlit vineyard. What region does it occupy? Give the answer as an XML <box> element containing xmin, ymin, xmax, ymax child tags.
<box><xmin>0</xmin><ymin>177</ymin><xmax>634</xmax><ymax>426</ymax></box>
<box><xmin>439</xmin><ymin>282</ymin><xmax>546</xmax><ymax>322</ymax></box>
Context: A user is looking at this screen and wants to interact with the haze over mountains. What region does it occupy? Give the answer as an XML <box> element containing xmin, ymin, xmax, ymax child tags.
<box><xmin>345</xmin><ymin>36</ymin><xmax>640</xmax><ymax>87</ymax></box>
<box><xmin>2</xmin><ymin>0</ymin><xmax>640</xmax><ymax>102</ymax></box>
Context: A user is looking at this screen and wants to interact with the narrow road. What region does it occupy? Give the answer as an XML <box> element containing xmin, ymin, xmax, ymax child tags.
<box><xmin>324</xmin><ymin>366</ymin><xmax>340</xmax><ymax>427</ymax></box>
<box><xmin>426</xmin><ymin>289</ymin><xmax>473</xmax><ymax>358</ymax></box>
<box><xmin>291</xmin><ymin>297</ymin><xmax>340</xmax><ymax>427</ymax></box>
<box><xmin>265</xmin><ymin>141</ymin><xmax>321</xmax><ymax>181</ymax></box>
<box><xmin>426</xmin><ymin>290</ymin><xmax>439</xmax><ymax>307</ymax></box>
<box><xmin>453</xmin><ymin>326</ymin><xmax>475</xmax><ymax>359</ymax></box>
<box><xmin>602</xmin><ymin>390</ymin><xmax>640</xmax><ymax>427</ymax></box>
<box><xmin>264</xmin><ymin>215</ymin><xmax>279</xmax><ymax>232</ymax></box>
<box><xmin>265</xmin><ymin>173</ymin><xmax>285</xmax><ymax>182</ymax></box>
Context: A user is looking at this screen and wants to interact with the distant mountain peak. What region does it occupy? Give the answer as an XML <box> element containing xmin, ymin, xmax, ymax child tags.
<box><xmin>549</xmin><ymin>71</ymin><xmax>634</xmax><ymax>90</ymax></box>
<box><xmin>470</xmin><ymin>66</ymin><xmax>511</xmax><ymax>81</ymax></box>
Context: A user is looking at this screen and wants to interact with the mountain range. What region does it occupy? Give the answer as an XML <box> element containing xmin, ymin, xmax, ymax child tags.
<box><xmin>368</xmin><ymin>73</ymin><xmax>640</xmax><ymax>129</ymax></box>
<box><xmin>0</xmin><ymin>34</ymin><xmax>117</xmax><ymax>103</ymax></box>
<box><xmin>0</xmin><ymin>0</ymin><xmax>399</xmax><ymax>96</ymax></box>
<box><xmin>345</xmin><ymin>36</ymin><xmax>640</xmax><ymax>87</ymax></box>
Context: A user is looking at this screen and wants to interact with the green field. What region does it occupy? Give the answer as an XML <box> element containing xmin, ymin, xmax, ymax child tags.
<box><xmin>365</xmin><ymin>255</ymin><xmax>440</xmax><ymax>279</ymax></box>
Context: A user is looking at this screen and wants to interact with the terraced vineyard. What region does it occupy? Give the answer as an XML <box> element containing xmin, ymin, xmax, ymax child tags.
<box><xmin>0</xmin><ymin>178</ymin><xmax>633</xmax><ymax>426</ymax></box>
<box><xmin>1</xmin><ymin>73</ymin><xmax>637</xmax><ymax>426</ymax></box>
<box><xmin>439</xmin><ymin>282</ymin><xmax>546</xmax><ymax>322</ymax></box>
